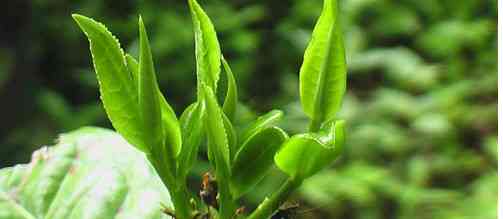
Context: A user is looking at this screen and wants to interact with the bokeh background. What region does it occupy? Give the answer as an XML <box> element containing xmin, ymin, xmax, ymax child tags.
<box><xmin>0</xmin><ymin>0</ymin><xmax>497</xmax><ymax>218</ymax></box>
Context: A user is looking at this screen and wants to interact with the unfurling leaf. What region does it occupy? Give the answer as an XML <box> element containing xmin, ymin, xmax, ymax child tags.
<box><xmin>275</xmin><ymin>120</ymin><xmax>345</xmax><ymax>179</ymax></box>
<box><xmin>239</xmin><ymin>110</ymin><xmax>284</xmax><ymax>145</ymax></box>
<box><xmin>125</xmin><ymin>54</ymin><xmax>182</xmax><ymax>157</ymax></box>
<box><xmin>203</xmin><ymin>85</ymin><xmax>231</xmax><ymax>180</ymax></box>
<box><xmin>222</xmin><ymin>56</ymin><xmax>238</xmax><ymax>121</ymax></box>
<box><xmin>189</xmin><ymin>0</ymin><xmax>222</xmax><ymax>96</ymax></box>
<box><xmin>177</xmin><ymin>102</ymin><xmax>206</xmax><ymax>178</ymax></box>
<box><xmin>299</xmin><ymin>0</ymin><xmax>347</xmax><ymax>125</ymax></box>
<box><xmin>231</xmin><ymin>127</ymin><xmax>288</xmax><ymax>198</ymax></box>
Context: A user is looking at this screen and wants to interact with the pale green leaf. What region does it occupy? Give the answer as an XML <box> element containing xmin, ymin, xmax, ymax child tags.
<box><xmin>0</xmin><ymin>127</ymin><xmax>172</xmax><ymax>219</ymax></box>
<box><xmin>299</xmin><ymin>0</ymin><xmax>347</xmax><ymax>124</ymax></box>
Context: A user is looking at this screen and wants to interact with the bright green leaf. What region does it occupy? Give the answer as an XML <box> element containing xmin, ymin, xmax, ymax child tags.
<box><xmin>299</xmin><ymin>0</ymin><xmax>347</xmax><ymax>125</ymax></box>
<box><xmin>239</xmin><ymin>110</ymin><xmax>284</xmax><ymax>145</ymax></box>
<box><xmin>188</xmin><ymin>0</ymin><xmax>222</xmax><ymax>95</ymax></box>
<box><xmin>231</xmin><ymin>126</ymin><xmax>288</xmax><ymax>198</ymax></box>
<box><xmin>138</xmin><ymin>16</ymin><xmax>163</xmax><ymax>150</ymax></box>
<box><xmin>275</xmin><ymin>120</ymin><xmax>345</xmax><ymax>179</ymax></box>
<box><xmin>221</xmin><ymin>56</ymin><xmax>238</xmax><ymax>121</ymax></box>
<box><xmin>125</xmin><ymin>54</ymin><xmax>182</xmax><ymax>158</ymax></box>
<box><xmin>177</xmin><ymin>102</ymin><xmax>206</xmax><ymax>178</ymax></box>
<box><xmin>72</xmin><ymin>14</ymin><xmax>144</xmax><ymax>152</ymax></box>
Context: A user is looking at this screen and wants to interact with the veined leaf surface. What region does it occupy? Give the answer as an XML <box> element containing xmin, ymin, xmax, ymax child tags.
<box><xmin>0</xmin><ymin>127</ymin><xmax>172</xmax><ymax>219</ymax></box>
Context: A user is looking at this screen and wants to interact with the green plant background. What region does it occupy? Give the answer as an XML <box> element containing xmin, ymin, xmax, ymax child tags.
<box><xmin>0</xmin><ymin>0</ymin><xmax>497</xmax><ymax>218</ymax></box>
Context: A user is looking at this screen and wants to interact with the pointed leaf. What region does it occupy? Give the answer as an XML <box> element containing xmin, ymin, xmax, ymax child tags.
<box><xmin>188</xmin><ymin>0</ymin><xmax>222</xmax><ymax>95</ymax></box>
<box><xmin>177</xmin><ymin>102</ymin><xmax>206</xmax><ymax>178</ymax></box>
<box><xmin>231</xmin><ymin>126</ymin><xmax>288</xmax><ymax>198</ymax></box>
<box><xmin>275</xmin><ymin>120</ymin><xmax>345</xmax><ymax>179</ymax></box>
<box><xmin>299</xmin><ymin>0</ymin><xmax>347</xmax><ymax>124</ymax></box>
<box><xmin>126</xmin><ymin>53</ymin><xmax>182</xmax><ymax>157</ymax></box>
<box><xmin>72</xmin><ymin>14</ymin><xmax>144</xmax><ymax>151</ymax></box>
<box><xmin>138</xmin><ymin>17</ymin><xmax>163</xmax><ymax>150</ymax></box>
<box><xmin>221</xmin><ymin>56</ymin><xmax>238</xmax><ymax>121</ymax></box>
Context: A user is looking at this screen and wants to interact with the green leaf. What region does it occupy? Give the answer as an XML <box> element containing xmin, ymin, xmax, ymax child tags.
<box><xmin>188</xmin><ymin>0</ymin><xmax>222</xmax><ymax>95</ymax></box>
<box><xmin>138</xmin><ymin>16</ymin><xmax>163</xmax><ymax>150</ymax></box>
<box><xmin>177</xmin><ymin>102</ymin><xmax>206</xmax><ymax>178</ymax></box>
<box><xmin>221</xmin><ymin>56</ymin><xmax>238</xmax><ymax>121</ymax></box>
<box><xmin>125</xmin><ymin>54</ymin><xmax>182</xmax><ymax>158</ymax></box>
<box><xmin>299</xmin><ymin>0</ymin><xmax>347</xmax><ymax>125</ymax></box>
<box><xmin>275</xmin><ymin>120</ymin><xmax>345</xmax><ymax>179</ymax></box>
<box><xmin>72</xmin><ymin>14</ymin><xmax>144</xmax><ymax>152</ymax></box>
<box><xmin>203</xmin><ymin>85</ymin><xmax>231</xmax><ymax>179</ymax></box>
<box><xmin>231</xmin><ymin>127</ymin><xmax>288</xmax><ymax>198</ymax></box>
<box><xmin>239</xmin><ymin>110</ymin><xmax>284</xmax><ymax>145</ymax></box>
<box><xmin>0</xmin><ymin>127</ymin><xmax>172</xmax><ymax>219</ymax></box>
<box><xmin>223</xmin><ymin>112</ymin><xmax>238</xmax><ymax>159</ymax></box>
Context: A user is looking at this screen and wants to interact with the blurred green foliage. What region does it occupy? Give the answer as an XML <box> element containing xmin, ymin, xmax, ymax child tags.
<box><xmin>0</xmin><ymin>0</ymin><xmax>496</xmax><ymax>218</ymax></box>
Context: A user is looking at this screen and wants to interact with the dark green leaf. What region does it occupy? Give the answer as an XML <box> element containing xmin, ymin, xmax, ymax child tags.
<box><xmin>231</xmin><ymin>126</ymin><xmax>288</xmax><ymax>198</ymax></box>
<box><xmin>221</xmin><ymin>56</ymin><xmax>238</xmax><ymax>121</ymax></box>
<box><xmin>299</xmin><ymin>0</ymin><xmax>347</xmax><ymax>124</ymax></box>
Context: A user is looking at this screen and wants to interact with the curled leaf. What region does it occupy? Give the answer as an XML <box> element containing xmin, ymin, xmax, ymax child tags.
<box><xmin>239</xmin><ymin>110</ymin><xmax>284</xmax><ymax>146</ymax></box>
<box><xmin>177</xmin><ymin>102</ymin><xmax>206</xmax><ymax>178</ymax></box>
<box><xmin>275</xmin><ymin>120</ymin><xmax>345</xmax><ymax>179</ymax></box>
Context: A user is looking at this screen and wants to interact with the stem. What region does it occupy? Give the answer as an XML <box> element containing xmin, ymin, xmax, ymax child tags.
<box><xmin>308</xmin><ymin>116</ymin><xmax>322</xmax><ymax>132</ymax></box>
<box><xmin>172</xmin><ymin>185</ymin><xmax>192</xmax><ymax>219</ymax></box>
<box><xmin>219</xmin><ymin>189</ymin><xmax>236</xmax><ymax>219</ymax></box>
<box><xmin>246</xmin><ymin>178</ymin><xmax>302</xmax><ymax>219</ymax></box>
<box><xmin>148</xmin><ymin>154</ymin><xmax>192</xmax><ymax>219</ymax></box>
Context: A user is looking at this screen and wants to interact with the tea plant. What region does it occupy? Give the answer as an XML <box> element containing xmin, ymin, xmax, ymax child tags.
<box><xmin>72</xmin><ymin>0</ymin><xmax>346</xmax><ymax>218</ymax></box>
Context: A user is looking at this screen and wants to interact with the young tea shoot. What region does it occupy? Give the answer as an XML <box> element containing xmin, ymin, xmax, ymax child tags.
<box><xmin>73</xmin><ymin>0</ymin><xmax>346</xmax><ymax>218</ymax></box>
